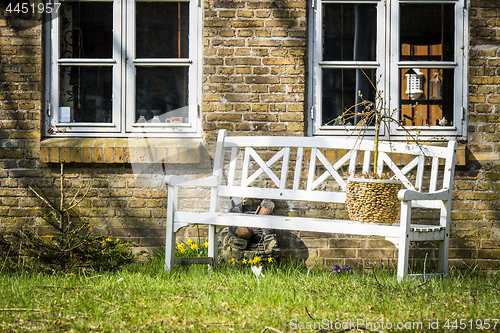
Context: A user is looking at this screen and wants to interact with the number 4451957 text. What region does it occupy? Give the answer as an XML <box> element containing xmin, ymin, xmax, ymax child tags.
<box><xmin>5</xmin><ymin>2</ymin><xmax>61</xmax><ymax>14</ymax></box>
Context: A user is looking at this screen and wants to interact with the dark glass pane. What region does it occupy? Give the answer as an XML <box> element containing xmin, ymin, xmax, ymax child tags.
<box><xmin>400</xmin><ymin>4</ymin><xmax>454</xmax><ymax>61</ymax></box>
<box><xmin>399</xmin><ymin>68</ymin><xmax>454</xmax><ymax>127</ymax></box>
<box><xmin>322</xmin><ymin>68</ymin><xmax>376</xmax><ymax>126</ymax></box>
<box><xmin>323</xmin><ymin>4</ymin><xmax>377</xmax><ymax>61</ymax></box>
<box><xmin>136</xmin><ymin>2</ymin><xmax>189</xmax><ymax>58</ymax></box>
<box><xmin>135</xmin><ymin>66</ymin><xmax>188</xmax><ymax>123</ymax></box>
<box><xmin>60</xmin><ymin>2</ymin><xmax>113</xmax><ymax>58</ymax></box>
<box><xmin>59</xmin><ymin>66</ymin><xmax>113</xmax><ymax>123</ymax></box>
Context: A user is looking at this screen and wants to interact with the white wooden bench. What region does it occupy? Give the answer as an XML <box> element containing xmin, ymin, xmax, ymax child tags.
<box><xmin>164</xmin><ymin>129</ymin><xmax>457</xmax><ymax>279</ymax></box>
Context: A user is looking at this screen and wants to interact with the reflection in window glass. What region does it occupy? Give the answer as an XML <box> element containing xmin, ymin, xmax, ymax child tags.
<box><xmin>135</xmin><ymin>67</ymin><xmax>189</xmax><ymax>123</ymax></box>
<box><xmin>322</xmin><ymin>68</ymin><xmax>376</xmax><ymax>126</ymax></box>
<box><xmin>400</xmin><ymin>68</ymin><xmax>454</xmax><ymax>127</ymax></box>
<box><xmin>59</xmin><ymin>2</ymin><xmax>113</xmax><ymax>59</ymax></box>
<box><xmin>136</xmin><ymin>2</ymin><xmax>189</xmax><ymax>59</ymax></box>
<box><xmin>400</xmin><ymin>4</ymin><xmax>454</xmax><ymax>61</ymax></box>
<box><xmin>59</xmin><ymin>66</ymin><xmax>113</xmax><ymax>123</ymax></box>
<box><xmin>323</xmin><ymin>4</ymin><xmax>377</xmax><ymax>62</ymax></box>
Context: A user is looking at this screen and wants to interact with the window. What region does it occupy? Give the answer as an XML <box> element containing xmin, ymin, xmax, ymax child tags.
<box><xmin>45</xmin><ymin>0</ymin><xmax>202</xmax><ymax>137</ymax></box>
<box><xmin>308</xmin><ymin>0</ymin><xmax>468</xmax><ymax>139</ymax></box>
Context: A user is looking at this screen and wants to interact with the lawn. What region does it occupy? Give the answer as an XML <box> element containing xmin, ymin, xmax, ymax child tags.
<box><xmin>0</xmin><ymin>256</ymin><xmax>499</xmax><ymax>332</ymax></box>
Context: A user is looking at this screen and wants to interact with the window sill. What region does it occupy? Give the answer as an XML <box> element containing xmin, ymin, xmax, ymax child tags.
<box><xmin>40</xmin><ymin>137</ymin><xmax>209</xmax><ymax>164</ymax></box>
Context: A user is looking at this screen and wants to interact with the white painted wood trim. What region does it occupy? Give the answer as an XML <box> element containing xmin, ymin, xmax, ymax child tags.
<box><xmin>398</xmin><ymin>189</ymin><xmax>449</xmax><ymax>201</ymax></box>
<box><xmin>429</xmin><ymin>157</ymin><xmax>439</xmax><ymax>193</ymax></box>
<box><xmin>415</xmin><ymin>155</ymin><xmax>425</xmax><ymax>191</ymax></box>
<box><xmin>218</xmin><ymin>186</ymin><xmax>347</xmax><ymax>204</ymax></box>
<box><xmin>227</xmin><ymin>147</ymin><xmax>238</xmax><ymax>187</ymax></box>
<box><xmin>293</xmin><ymin>147</ymin><xmax>304</xmax><ymax>190</ymax></box>
<box><xmin>307</xmin><ymin>148</ymin><xmax>317</xmax><ymax>191</ymax></box>
<box><xmin>164</xmin><ymin>175</ymin><xmax>218</xmax><ymax>187</ymax></box>
<box><xmin>280</xmin><ymin>147</ymin><xmax>290</xmax><ymax>189</ymax></box>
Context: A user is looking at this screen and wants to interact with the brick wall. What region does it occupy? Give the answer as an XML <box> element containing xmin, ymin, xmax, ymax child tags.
<box><xmin>451</xmin><ymin>0</ymin><xmax>500</xmax><ymax>270</ymax></box>
<box><xmin>202</xmin><ymin>0</ymin><xmax>307</xmax><ymax>142</ymax></box>
<box><xmin>1</xmin><ymin>1</ymin><xmax>499</xmax><ymax>271</ymax></box>
<box><xmin>0</xmin><ymin>15</ymin><xmax>44</xmax><ymax>225</ymax></box>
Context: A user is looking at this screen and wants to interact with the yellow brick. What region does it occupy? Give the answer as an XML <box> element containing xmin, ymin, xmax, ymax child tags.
<box><xmin>60</xmin><ymin>147</ymin><xmax>71</xmax><ymax>163</ymax></box>
<box><xmin>123</xmin><ymin>147</ymin><xmax>130</xmax><ymax>163</ymax></box>
<box><xmin>40</xmin><ymin>147</ymin><xmax>49</xmax><ymax>163</ymax></box>
<box><xmin>166</xmin><ymin>147</ymin><xmax>179</xmax><ymax>164</ymax></box>
<box><xmin>237</xmin><ymin>10</ymin><xmax>253</xmax><ymax>17</ymax></box>
<box><xmin>230</xmin><ymin>20</ymin><xmax>264</xmax><ymax>28</ymax></box>
<box><xmin>179</xmin><ymin>148</ymin><xmax>190</xmax><ymax>163</ymax></box>
<box><xmin>281</xmin><ymin>113</ymin><xmax>304</xmax><ymax>122</ymax></box>
<box><xmin>10</xmin><ymin>132</ymin><xmax>40</xmax><ymax>139</ymax></box>
<box><xmin>50</xmin><ymin>147</ymin><xmax>59</xmax><ymax>163</ymax></box>
<box><xmin>131</xmin><ymin>147</ymin><xmax>146</xmax><ymax>163</ymax></box>
<box><xmin>72</xmin><ymin>147</ymin><xmax>82</xmax><ymax>163</ymax></box>
<box><xmin>288</xmin><ymin>123</ymin><xmax>304</xmax><ymax>131</ymax></box>
<box><xmin>218</xmin><ymin>10</ymin><xmax>235</xmax><ymax>18</ymax></box>
<box><xmin>251</xmin><ymin>104</ymin><xmax>268</xmax><ymax>112</ymax></box>
<box><xmin>191</xmin><ymin>147</ymin><xmax>201</xmax><ymax>164</ymax></box>
<box><xmin>115</xmin><ymin>147</ymin><xmax>124</xmax><ymax>163</ymax></box>
<box><xmin>83</xmin><ymin>147</ymin><xmax>92</xmax><ymax>163</ymax></box>
<box><xmin>104</xmin><ymin>147</ymin><xmax>114</xmax><ymax>163</ymax></box>
<box><xmin>94</xmin><ymin>147</ymin><xmax>103</xmax><ymax>163</ymax></box>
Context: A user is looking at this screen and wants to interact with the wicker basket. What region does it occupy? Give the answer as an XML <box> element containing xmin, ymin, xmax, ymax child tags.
<box><xmin>346</xmin><ymin>178</ymin><xmax>402</xmax><ymax>223</ymax></box>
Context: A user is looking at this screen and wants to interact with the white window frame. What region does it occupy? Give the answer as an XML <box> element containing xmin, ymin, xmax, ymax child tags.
<box><xmin>308</xmin><ymin>0</ymin><xmax>468</xmax><ymax>140</ymax></box>
<box><xmin>44</xmin><ymin>0</ymin><xmax>202</xmax><ymax>138</ymax></box>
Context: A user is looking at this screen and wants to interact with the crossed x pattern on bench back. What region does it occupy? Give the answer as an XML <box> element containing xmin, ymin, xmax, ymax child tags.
<box><xmin>215</xmin><ymin>133</ymin><xmax>455</xmax><ymax>204</ymax></box>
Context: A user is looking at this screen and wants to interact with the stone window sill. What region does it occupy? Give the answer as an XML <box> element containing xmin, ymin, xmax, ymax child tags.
<box><xmin>40</xmin><ymin>137</ymin><xmax>209</xmax><ymax>164</ymax></box>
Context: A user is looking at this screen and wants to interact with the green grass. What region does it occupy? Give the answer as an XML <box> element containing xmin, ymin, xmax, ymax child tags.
<box><xmin>0</xmin><ymin>257</ymin><xmax>499</xmax><ymax>332</ymax></box>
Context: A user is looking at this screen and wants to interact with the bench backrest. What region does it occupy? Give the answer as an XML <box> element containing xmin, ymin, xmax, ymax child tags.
<box><xmin>212</xmin><ymin>130</ymin><xmax>457</xmax><ymax>204</ymax></box>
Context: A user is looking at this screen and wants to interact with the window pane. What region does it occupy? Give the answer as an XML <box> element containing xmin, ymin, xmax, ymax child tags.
<box><xmin>399</xmin><ymin>68</ymin><xmax>454</xmax><ymax>126</ymax></box>
<box><xmin>400</xmin><ymin>4</ymin><xmax>455</xmax><ymax>61</ymax></box>
<box><xmin>321</xmin><ymin>68</ymin><xmax>376</xmax><ymax>126</ymax></box>
<box><xmin>323</xmin><ymin>4</ymin><xmax>377</xmax><ymax>62</ymax></box>
<box><xmin>59</xmin><ymin>66</ymin><xmax>113</xmax><ymax>123</ymax></box>
<box><xmin>136</xmin><ymin>2</ymin><xmax>189</xmax><ymax>59</ymax></box>
<box><xmin>135</xmin><ymin>66</ymin><xmax>189</xmax><ymax>123</ymax></box>
<box><xmin>60</xmin><ymin>2</ymin><xmax>113</xmax><ymax>59</ymax></box>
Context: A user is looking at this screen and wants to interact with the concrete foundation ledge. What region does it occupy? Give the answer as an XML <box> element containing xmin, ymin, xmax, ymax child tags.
<box><xmin>40</xmin><ymin>137</ymin><xmax>210</xmax><ymax>164</ymax></box>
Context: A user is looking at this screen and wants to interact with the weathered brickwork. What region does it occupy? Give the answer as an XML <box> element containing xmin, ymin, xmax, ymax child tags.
<box><xmin>1</xmin><ymin>1</ymin><xmax>500</xmax><ymax>271</ymax></box>
<box><xmin>202</xmin><ymin>0</ymin><xmax>307</xmax><ymax>142</ymax></box>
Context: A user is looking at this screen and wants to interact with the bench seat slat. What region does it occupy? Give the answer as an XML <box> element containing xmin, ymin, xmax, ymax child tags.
<box><xmin>174</xmin><ymin>212</ymin><xmax>445</xmax><ymax>241</ymax></box>
<box><xmin>175</xmin><ymin>212</ymin><xmax>400</xmax><ymax>238</ymax></box>
<box><xmin>218</xmin><ymin>186</ymin><xmax>347</xmax><ymax>203</ymax></box>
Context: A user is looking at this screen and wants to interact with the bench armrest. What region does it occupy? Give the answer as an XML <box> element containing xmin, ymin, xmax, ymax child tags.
<box><xmin>398</xmin><ymin>188</ymin><xmax>450</xmax><ymax>201</ymax></box>
<box><xmin>164</xmin><ymin>175</ymin><xmax>219</xmax><ymax>187</ymax></box>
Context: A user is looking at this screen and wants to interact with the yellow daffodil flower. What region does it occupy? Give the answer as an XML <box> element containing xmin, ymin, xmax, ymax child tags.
<box><xmin>186</xmin><ymin>239</ymin><xmax>193</xmax><ymax>245</ymax></box>
<box><xmin>268</xmin><ymin>257</ymin><xmax>274</xmax><ymax>263</ymax></box>
<box><xmin>230</xmin><ymin>258</ymin><xmax>236</xmax><ymax>263</ymax></box>
<box><xmin>204</xmin><ymin>241</ymin><xmax>209</xmax><ymax>248</ymax></box>
<box><xmin>242</xmin><ymin>258</ymin><xmax>247</xmax><ymax>264</ymax></box>
<box><xmin>190</xmin><ymin>244</ymin><xmax>199</xmax><ymax>250</ymax></box>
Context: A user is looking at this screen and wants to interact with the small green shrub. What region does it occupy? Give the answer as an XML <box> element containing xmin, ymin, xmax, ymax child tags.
<box><xmin>0</xmin><ymin>163</ymin><xmax>143</xmax><ymax>274</ymax></box>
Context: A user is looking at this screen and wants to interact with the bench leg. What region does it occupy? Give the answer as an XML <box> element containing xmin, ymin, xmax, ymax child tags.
<box><xmin>165</xmin><ymin>185</ymin><xmax>177</xmax><ymax>271</ymax></box>
<box><xmin>437</xmin><ymin>231</ymin><xmax>449</xmax><ymax>276</ymax></box>
<box><xmin>165</xmin><ymin>223</ymin><xmax>176</xmax><ymax>271</ymax></box>
<box><xmin>397</xmin><ymin>200</ymin><xmax>411</xmax><ymax>280</ymax></box>
<box><xmin>437</xmin><ymin>201</ymin><xmax>450</xmax><ymax>277</ymax></box>
<box><xmin>208</xmin><ymin>225</ymin><xmax>218</xmax><ymax>269</ymax></box>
